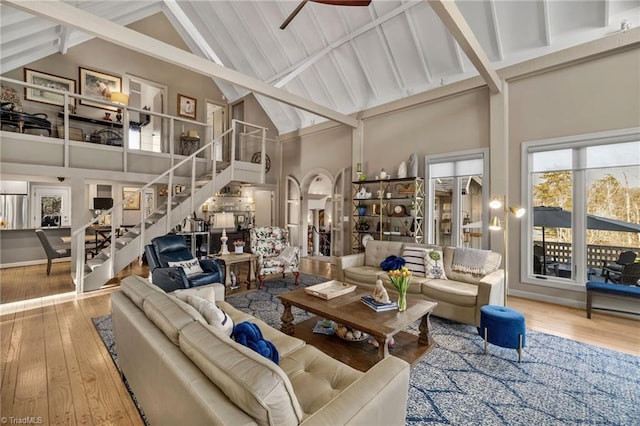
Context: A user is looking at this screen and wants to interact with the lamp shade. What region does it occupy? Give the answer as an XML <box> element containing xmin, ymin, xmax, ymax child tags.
<box><xmin>110</xmin><ymin>92</ymin><xmax>129</xmax><ymax>105</ymax></box>
<box><xmin>214</xmin><ymin>212</ymin><xmax>235</xmax><ymax>228</ymax></box>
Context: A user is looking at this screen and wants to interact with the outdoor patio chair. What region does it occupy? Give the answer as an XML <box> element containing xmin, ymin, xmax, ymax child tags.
<box><xmin>610</xmin><ymin>263</ymin><xmax>640</xmax><ymax>285</ymax></box>
<box><xmin>602</xmin><ymin>251</ymin><xmax>637</xmax><ymax>283</ymax></box>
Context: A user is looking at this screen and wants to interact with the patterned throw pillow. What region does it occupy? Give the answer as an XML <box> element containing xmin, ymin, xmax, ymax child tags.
<box><xmin>176</xmin><ymin>293</ymin><xmax>233</xmax><ymax>336</ymax></box>
<box><xmin>401</xmin><ymin>247</ymin><xmax>428</xmax><ymax>277</ymax></box>
<box><xmin>424</xmin><ymin>249</ymin><xmax>448</xmax><ymax>280</ymax></box>
<box><xmin>168</xmin><ymin>258</ymin><xmax>203</xmax><ymax>276</ymax></box>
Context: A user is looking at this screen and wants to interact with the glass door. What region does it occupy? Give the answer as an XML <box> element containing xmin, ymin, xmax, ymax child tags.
<box><xmin>32</xmin><ymin>186</ymin><xmax>71</xmax><ymax>228</ymax></box>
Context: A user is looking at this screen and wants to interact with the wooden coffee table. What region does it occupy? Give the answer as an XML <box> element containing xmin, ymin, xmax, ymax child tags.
<box><xmin>278</xmin><ymin>287</ymin><xmax>437</xmax><ymax>371</ymax></box>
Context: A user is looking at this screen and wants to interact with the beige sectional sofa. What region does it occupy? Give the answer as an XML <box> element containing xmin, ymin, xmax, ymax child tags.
<box><xmin>337</xmin><ymin>241</ymin><xmax>504</xmax><ymax>326</ymax></box>
<box><xmin>111</xmin><ymin>275</ymin><xmax>410</xmax><ymax>426</ymax></box>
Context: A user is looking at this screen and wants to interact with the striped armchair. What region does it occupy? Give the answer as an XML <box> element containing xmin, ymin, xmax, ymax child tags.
<box><xmin>249</xmin><ymin>226</ymin><xmax>300</xmax><ymax>289</ymax></box>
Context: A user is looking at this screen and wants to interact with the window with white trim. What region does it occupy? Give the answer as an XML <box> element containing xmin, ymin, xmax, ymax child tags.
<box><xmin>523</xmin><ymin>130</ymin><xmax>640</xmax><ymax>287</ymax></box>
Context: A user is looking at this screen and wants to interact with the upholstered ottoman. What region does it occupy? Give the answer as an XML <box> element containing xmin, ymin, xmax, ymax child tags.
<box><xmin>479</xmin><ymin>305</ymin><xmax>526</xmax><ymax>363</ymax></box>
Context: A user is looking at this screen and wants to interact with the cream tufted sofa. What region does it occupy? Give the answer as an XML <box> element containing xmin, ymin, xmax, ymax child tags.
<box><xmin>111</xmin><ymin>275</ymin><xmax>410</xmax><ymax>426</ymax></box>
<box><xmin>337</xmin><ymin>241</ymin><xmax>505</xmax><ymax>327</ymax></box>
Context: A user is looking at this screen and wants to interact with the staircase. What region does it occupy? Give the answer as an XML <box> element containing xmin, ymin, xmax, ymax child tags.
<box><xmin>73</xmin><ymin>120</ymin><xmax>267</xmax><ymax>293</ymax></box>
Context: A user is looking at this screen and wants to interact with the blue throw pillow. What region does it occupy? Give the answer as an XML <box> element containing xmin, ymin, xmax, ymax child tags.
<box><xmin>232</xmin><ymin>321</ymin><xmax>279</xmax><ymax>364</ymax></box>
<box><xmin>380</xmin><ymin>255</ymin><xmax>406</xmax><ymax>271</ymax></box>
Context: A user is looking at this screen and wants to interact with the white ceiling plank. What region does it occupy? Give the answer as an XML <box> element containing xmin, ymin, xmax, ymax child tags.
<box><xmin>1</xmin><ymin>16</ymin><xmax>57</xmax><ymax>44</ymax></box>
<box><xmin>541</xmin><ymin>0</ymin><xmax>551</xmax><ymax>46</ymax></box>
<box><xmin>368</xmin><ymin>6</ymin><xmax>405</xmax><ymax>93</ymax></box>
<box><xmin>488</xmin><ymin>0</ymin><xmax>504</xmax><ymax>61</ymax></box>
<box><xmin>162</xmin><ymin>0</ymin><xmax>224</xmax><ymax>65</ymax></box>
<box><xmin>1</xmin><ymin>44</ymin><xmax>60</xmax><ymax>73</ymax></box>
<box><xmin>4</xmin><ymin>0</ymin><xmax>357</xmax><ymax>128</ymax></box>
<box><xmin>305</xmin><ymin>12</ymin><xmax>342</xmax><ymax>111</ymax></box>
<box><xmin>58</xmin><ymin>25</ymin><xmax>70</xmax><ymax>54</ymax></box>
<box><xmin>426</xmin><ymin>0</ymin><xmax>502</xmax><ymax>93</ymax></box>
<box><xmin>603</xmin><ymin>0</ymin><xmax>610</xmax><ymax>27</ymax></box>
<box><xmin>270</xmin><ymin>1</ymin><xmax>420</xmax><ymax>87</ymax></box>
<box><xmin>404</xmin><ymin>9</ymin><xmax>433</xmax><ymax>84</ymax></box>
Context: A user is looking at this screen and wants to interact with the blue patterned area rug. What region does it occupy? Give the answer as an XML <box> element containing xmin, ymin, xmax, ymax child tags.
<box><xmin>94</xmin><ymin>273</ymin><xmax>640</xmax><ymax>425</ymax></box>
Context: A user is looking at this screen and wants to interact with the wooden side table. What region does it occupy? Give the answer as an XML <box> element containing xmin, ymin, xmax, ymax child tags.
<box><xmin>211</xmin><ymin>252</ymin><xmax>257</xmax><ymax>291</ymax></box>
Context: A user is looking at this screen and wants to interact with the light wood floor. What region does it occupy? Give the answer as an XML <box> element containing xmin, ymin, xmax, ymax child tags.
<box><xmin>1</xmin><ymin>259</ymin><xmax>638</xmax><ymax>425</ymax></box>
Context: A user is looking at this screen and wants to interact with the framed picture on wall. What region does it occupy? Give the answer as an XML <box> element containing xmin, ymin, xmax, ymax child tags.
<box><xmin>24</xmin><ymin>68</ymin><xmax>76</xmax><ymax>106</ymax></box>
<box><xmin>79</xmin><ymin>67</ymin><xmax>121</xmax><ymax>110</ymax></box>
<box><xmin>123</xmin><ymin>188</ymin><xmax>140</xmax><ymax>210</ymax></box>
<box><xmin>177</xmin><ymin>93</ymin><xmax>197</xmax><ymax>119</ymax></box>
<box><xmin>143</xmin><ymin>188</ymin><xmax>155</xmax><ymax>218</ymax></box>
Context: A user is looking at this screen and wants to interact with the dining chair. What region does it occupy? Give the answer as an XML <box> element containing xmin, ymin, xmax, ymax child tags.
<box><xmin>35</xmin><ymin>229</ymin><xmax>72</xmax><ymax>275</ymax></box>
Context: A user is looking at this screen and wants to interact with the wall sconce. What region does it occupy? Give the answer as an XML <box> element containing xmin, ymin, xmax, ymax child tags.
<box><xmin>489</xmin><ymin>195</ymin><xmax>525</xmax><ymax>306</ymax></box>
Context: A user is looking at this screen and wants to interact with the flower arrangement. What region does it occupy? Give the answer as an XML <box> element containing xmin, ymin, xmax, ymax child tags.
<box><xmin>388</xmin><ymin>266</ymin><xmax>412</xmax><ymax>311</ymax></box>
<box><xmin>233</xmin><ymin>240</ymin><xmax>245</xmax><ymax>247</ymax></box>
<box><xmin>1</xmin><ymin>84</ymin><xmax>23</xmax><ymax>111</ymax></box>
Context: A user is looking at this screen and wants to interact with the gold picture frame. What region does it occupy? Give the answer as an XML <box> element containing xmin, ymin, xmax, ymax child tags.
<box><xmin>24</xmin><ymin>68</ymin><xmax>76</xmax><ymax>106</ymax></box>
<box><xmin>79</xmin><ymin>67</ymin><xmax>121</xmax><ymax>110</ymax></box>
<box><xmin>122</xmin><ymin>188</ymin><xmax>140</xmax><ymax>210</ymax></box>
<box><xmin>177</xmin><ymin>93</ymin><xmax>197</xmax><ymax>119</ymax></box>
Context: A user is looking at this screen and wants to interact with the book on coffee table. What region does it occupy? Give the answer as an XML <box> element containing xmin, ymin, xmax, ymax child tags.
<box><xmin>361</xmin><ymin>295</ymin><xmax>398</xmax><ymax>312</ymax></box>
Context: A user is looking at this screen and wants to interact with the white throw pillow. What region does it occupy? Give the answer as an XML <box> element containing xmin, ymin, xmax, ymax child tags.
<box><xmin>402</xmin><ymin>247</ymin><xmax>428</xmax><ymax>277</ymax></box>
<box><xmin>424</xmin><ymin>249</ymin><xmax>448</xmax><ymax>280</ymax></box>
<box><xmin>180</xmin><ymin>294</ymin><xmax>233</xmax><ymax>336</ymax></box>
<box><xmin>168</xmin><ymin>258</ymin><xmax>203</xmax><ymax>276</ymax></box>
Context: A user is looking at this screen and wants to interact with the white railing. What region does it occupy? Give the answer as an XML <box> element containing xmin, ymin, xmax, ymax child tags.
<box><xmin>71</xmin><ymin>119</ymin><xmax>267</xmax><ymax>293</ymax></box>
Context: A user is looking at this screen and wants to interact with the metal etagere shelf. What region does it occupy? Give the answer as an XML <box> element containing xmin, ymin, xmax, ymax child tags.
<box><xmin>351</xmin><ymin>177</ymin><xmax>424</xmax><ymax>253</ymax></box>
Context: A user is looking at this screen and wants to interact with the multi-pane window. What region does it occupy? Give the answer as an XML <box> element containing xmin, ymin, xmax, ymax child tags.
<box><xmin>525</xmin><ymin>132</ymin><xmax>640</xmax><ymax>287</ymax></box>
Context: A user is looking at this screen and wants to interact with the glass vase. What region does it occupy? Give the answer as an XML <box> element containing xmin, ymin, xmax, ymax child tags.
<box><xmin>397</xmin><ymin>291</ymin><xmax>407</xmax><ymax>312</ymax></box>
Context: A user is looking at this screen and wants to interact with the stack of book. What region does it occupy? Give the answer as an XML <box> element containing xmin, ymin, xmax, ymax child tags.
<box><xmin>361</xmin><ymin>295</ymin><xmax>398</xmax><ymax>312</ymax></box>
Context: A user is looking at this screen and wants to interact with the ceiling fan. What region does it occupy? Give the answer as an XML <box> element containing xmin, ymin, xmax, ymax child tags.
<box><xmin>280</xmin><ymin>0</ymin><xmax>372</xmax><ymax>30</ymax></box>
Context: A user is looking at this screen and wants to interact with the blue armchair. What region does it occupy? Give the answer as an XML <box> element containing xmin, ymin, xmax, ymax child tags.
<box><xmin>145</xmin><ymin>234</ymin><xmax>224</xmax><ymax>292</ymax></box>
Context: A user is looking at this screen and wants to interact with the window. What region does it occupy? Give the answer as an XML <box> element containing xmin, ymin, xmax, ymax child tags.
<box><xmin>425</xmin><ymin>150</ymin><xmax>488</xmax><ymax>248</ymax></box>
<box><xmin>523</xmin><ymin>129</ymin><xmax>640</xmax><ymax>287</ymax></box>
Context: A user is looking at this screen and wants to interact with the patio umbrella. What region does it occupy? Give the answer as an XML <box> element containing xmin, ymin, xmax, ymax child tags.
<box><xmin>533</xmin><ymin>206</ymin><xmax>640</xmax><ymax>269</ymax></box>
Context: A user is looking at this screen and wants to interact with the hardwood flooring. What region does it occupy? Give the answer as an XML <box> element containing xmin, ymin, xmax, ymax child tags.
<box><xmin>1</xmin><ymin>258</ymin><xmax>638</xmax><ymax>425</ymax></box>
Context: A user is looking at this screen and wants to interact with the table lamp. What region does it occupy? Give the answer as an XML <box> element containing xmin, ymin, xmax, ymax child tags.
<box><xmin>214</xmin><ymin>212</ymin><xmax>235</xmax><ymax>255</ymax></box>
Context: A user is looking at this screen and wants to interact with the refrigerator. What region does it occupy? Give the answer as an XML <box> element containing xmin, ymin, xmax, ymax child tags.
<box><xmin>0</xmin><ymin>194</ymin><xmax>29</xmax><ymax>229</ymax></box>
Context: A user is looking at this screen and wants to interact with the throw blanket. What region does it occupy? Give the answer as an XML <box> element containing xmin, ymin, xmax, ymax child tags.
<box><xmin>232</xmin><ymin>321</ymin><xmax>279</xmax><ymax>364</ymax></box>
<box><xmin>452</xmin><ymin>247</ymin><xmax>490</xmax><ymax>275</ymax></box>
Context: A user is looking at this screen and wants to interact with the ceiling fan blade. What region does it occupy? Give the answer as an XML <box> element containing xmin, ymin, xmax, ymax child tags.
<box><xmin>280</xmin><ymin>0</ymin><xmax>309</xmax><ymax>30</ymax></box>
<box><xmin>311</xmin><ymin>1</ymin><xmax>372</xmax><ymax>6</ymax></box>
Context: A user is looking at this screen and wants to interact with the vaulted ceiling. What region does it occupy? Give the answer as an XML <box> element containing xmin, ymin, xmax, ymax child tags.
<box><xmin>2</xmin><ymin>1</ymin><xmax>639</xmax><ymax>134</ymax></box>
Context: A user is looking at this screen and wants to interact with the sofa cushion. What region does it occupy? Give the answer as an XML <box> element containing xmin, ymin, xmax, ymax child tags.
<box><xmin>180</xmin><ymin>321</ymin><xmax>304</xmax><ymax>426</ymax></box>
<box><xmin>424</xmin><ymin>249</ymin><xmax>448</xmax><ymax>279</ymax></box>
<box><xmin>143</xmin><ymin>292</ymin><xmax>198</xmax><ymax>345</ymax></box>
<box><xmin>364</xmin><ymin>240</ymin><xmax>403</xmax><ymax>267</ymax></box>
<box><xmin>280</xmin><ymin>344</ymin><xmax>363</xmax><ymax>416</ymax></box>
<box><xmin>232</xmin><ymin>321</ymin><xmax>279</xmax><ymax>364</ymax></box>
<box><xmin>344</xmin><ymin>266</ymin><xmax>385</xmax><ymax>285</ymax></box>
<box><xmin>176</xmin><ymin>293</ymin><xmax>234</xmax><ymax>336</ymax></box>
<box><xmin>172</xmin><ymin>284</ymin><xmax>220</xmax><ymax>304</ymax></box>
<box><xmin>401</xmin><ymin>247</ymin><xmax>429</xmax><ymax>277</ymax></box>
<box><xmin>121</xmin><ymin>275</ymin><xmax>162</xmax><ymax>309</ymax></box>
<box><xmin>421</xmin><ymin>279</ymin><xmax>478</xmax><ymax>307</ymax></box>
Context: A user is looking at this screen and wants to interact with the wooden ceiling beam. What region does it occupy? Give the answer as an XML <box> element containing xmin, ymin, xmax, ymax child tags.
<box><xmin>4</xmin><ymin>0</ymin><xmax>357</xmax><ymax>128</ymax></box>
<box><xmin>427</xmin><ymin>0</ymin><xmax>502</xmax><ymax>93</ymax></box>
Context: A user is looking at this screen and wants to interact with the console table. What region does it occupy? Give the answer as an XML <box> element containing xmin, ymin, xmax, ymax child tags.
<box><xmin>180</xmin><ymin>136</ymin><xmax>200</xmax><ymax>156</ymax></box>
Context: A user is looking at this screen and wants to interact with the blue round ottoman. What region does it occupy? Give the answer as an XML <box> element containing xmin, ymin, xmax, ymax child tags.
<box><xmin>479</xmin><ymin>305</ymin><xmax>526</xmax><ymax>363</ymax></box>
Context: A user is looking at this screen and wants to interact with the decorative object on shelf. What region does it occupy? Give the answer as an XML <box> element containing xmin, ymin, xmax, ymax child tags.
<box><xmin>397</xmin><ymin>161</ymin><xmax>407</xmax><ymax>178</ymax></box>
<box><xmin>356</xmin><ymin>162</ymin><xmax>363</xmax><ymax>181</ymax></box>
<box><xmin>24</xmin><ymin>68</ymin><xmax>76</xmax><ymax>107</ymax></box>
<box><xmin>1</xmin><ymin>84</ymin><xmax>24</xmax><ymax>111</ymax></box>
<box><xmin>388</xmin><ymin>266</ymin><xmax>411</xmax><ymax>311</ymax></box>
<box><xmin>379</xmin><ymin>168</ymin><xmax>388</xmax><ymax>179</ymax></box>
<box><xmin>392</xmin><ymin>205</ymin><xmax>407</xmax><ymax>216</ymax></box>
<box><xmin>250</xmin><ymin>151</ymin><xmax>272</xmax><ymax>173</ymax></box>
<box><xmin>79</xmin><ymin>67</ymin><xmax>121</xmax><ymax>110</ymax></box>
<box><xmin>333</xmin><ymin>323</ymin><xmax>368</xmax><ymax>342</ymax></box>
<box><xmin>407</xmin><ymin>153</ymin><xmax>418</xmax><ymax>177</ymax></box>
<box><xmin>358</xmin><ymin>173</ymin><xmax>367</xmax><ymax>181</ymax></box>
<box><xmin>356</xmin><ymin>204</ymin><xmax>367</xmax><ymax>216</ymax></box>
<box><xmin>122</xmin><ymin>187</ymin><xmax>141</xmax><ymax>210</ymax></box>
<box><xmin>103</xmin><ymin>112</ymin><xmax>112</xmax><ymax>121</ymax></box>
<box><xmin>177</xmin><ymin>93</ymin><xmax>197</xmax><ymax>119</ymax></box>
<box><xmin>115</xmin><ymin>108</ymin><xmax>122</xmax><ymax>123</ymax></box>
<box><xmin>357</xmin><ymin>220</ymin><xmax>370</xmax><ymax>231</ymax></box>
<box><xmin>355</xmin><ymin>186</ymin><xmax>367</xmax><ymax>199</ymax></box>
<box><xmin>427</xmin><ymin>250</ymin><xmax>443</xmax><ymax>279</ymax></box>
<box><xmin>372</xmin><ymin>278</ymin><xmax>391</xmax><ymax>304</ymax></box>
